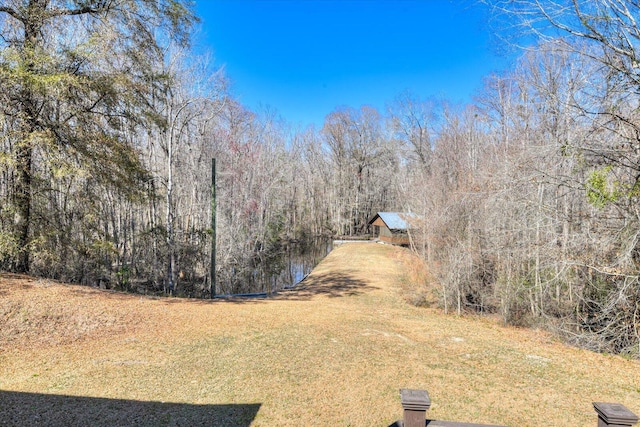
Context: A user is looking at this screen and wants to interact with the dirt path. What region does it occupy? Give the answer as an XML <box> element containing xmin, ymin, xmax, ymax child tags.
<box><xmin>1</xmin><ymin>243</ymin><xmax>639</xmax><ymax>426</ymax></box>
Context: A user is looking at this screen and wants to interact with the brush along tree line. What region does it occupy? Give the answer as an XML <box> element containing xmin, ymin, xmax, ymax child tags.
<box><xmin>1</xmin><ymin>0</ymin><xmax>640</xmax><ymax>356</ymax></box>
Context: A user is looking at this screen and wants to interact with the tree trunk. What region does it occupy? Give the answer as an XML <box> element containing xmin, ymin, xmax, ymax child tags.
<box><xmin>14</xmin><ymin>140</ymin><xmax>32</xmax><ymax>273</ymax></box>
<box><xmin>13</xmin><ymin>7</ymin><xmax>42</xmax><ymax>273</ymax></box>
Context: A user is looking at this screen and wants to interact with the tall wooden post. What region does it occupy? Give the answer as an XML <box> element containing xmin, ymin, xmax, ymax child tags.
<box><xmin>210</xmin><ymin>158</ymin><xmax>216</xmax><ymax>298</ymax></box>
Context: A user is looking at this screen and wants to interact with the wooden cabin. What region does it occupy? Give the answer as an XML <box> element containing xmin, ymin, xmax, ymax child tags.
<box><xmin>368</xmin><ymin>212</ymin><xmax>417</xmax><ymax>246</ymax></box>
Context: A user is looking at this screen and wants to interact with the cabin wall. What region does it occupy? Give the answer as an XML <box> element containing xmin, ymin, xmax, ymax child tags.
<box><xmin>378</xmin><ymin>226</ymin><xmax>409</xmax><ymax>245</ymax></box>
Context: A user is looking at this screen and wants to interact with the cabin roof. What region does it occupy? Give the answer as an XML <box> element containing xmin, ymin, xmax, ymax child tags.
<box><xmin>368</xmin><ymin>212</ymin><xmax>418</xmax><ymax>231</ymax></box>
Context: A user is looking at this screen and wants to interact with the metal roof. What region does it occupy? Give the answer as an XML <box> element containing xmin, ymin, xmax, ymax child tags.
<box><xmin>372</xmin><ymin>212</ymin><xmax>417</xmax><ymax>230</ymax></box>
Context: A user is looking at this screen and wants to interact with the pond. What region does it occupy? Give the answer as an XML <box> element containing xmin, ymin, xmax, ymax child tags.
<box><xmin>216</xmin><ymin>238</ymin><xmax>333</xmax><ymax>297</ymax></box>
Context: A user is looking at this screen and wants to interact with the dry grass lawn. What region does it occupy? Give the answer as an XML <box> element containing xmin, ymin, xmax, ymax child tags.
<box><xmin>1</xmin><ymin>243</ymin><xmax>639</xmax><ymax>426</ymax></box>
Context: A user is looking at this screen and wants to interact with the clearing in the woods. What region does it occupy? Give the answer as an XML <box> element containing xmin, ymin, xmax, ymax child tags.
<box><xmin>1</xmin><ymin>243</ymin><xmax>639</xmax><ymax>426</ymax></box>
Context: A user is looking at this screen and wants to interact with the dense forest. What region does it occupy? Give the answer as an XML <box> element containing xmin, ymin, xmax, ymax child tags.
<box><xmin>1</xmin><ymin>0</ymin><xmax>640</xmax><ymax>357</ymax></box>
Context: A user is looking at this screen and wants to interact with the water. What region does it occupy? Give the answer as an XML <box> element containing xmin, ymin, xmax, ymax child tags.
<box><xmin>218</xmin><ymin>238</ymin><xmax>333</xmax><ymax>297</ymax></box>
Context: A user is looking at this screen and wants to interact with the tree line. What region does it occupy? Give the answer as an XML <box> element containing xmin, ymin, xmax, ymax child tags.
<box><xmin>1</xmin><ymin>0</ymin><xmax>639</xmax><ymax>356</ymax></box>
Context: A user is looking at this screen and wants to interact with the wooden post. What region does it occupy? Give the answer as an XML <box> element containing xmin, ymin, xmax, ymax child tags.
<box><xmin>594</xmin><ymin>402</ymin><xmax>639</xmax><ymax>427</ymax></box>
<box><xmin>400</xmin><ymin>389</ymin><xmax>430</xmax><ymax>427</ymax></box>
<box><xmin>210</xmin><ymin>158</ymin><xmax>216</xmax><ymax>299</ymax></box>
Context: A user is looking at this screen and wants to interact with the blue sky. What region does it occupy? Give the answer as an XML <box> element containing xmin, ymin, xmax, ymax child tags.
<box><xmin>194</xmin><ymin>0</ymin><xmax>511</xmax><ymax>128</ymax></box>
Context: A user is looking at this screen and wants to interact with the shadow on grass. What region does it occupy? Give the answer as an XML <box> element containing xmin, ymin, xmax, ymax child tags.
<box><xmin>119</xmin><ymin>270</ymin><xmax>377</xmax><ymax>303</ymax></box>
<box><xmin>0</xmin><ymin>390</ymin><xmax>260</xmax><ymax>427</ymax></box>
<box><xmin>273</xmin><ymin>271</ymin><xmax>378</xmax><ymax>301</ymax></box>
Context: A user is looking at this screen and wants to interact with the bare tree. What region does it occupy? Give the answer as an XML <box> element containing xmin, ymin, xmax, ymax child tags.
<box><xmin>322</xmin><ymin>106</ymin><xmax>394</xmax><ymax>236</ymax></box>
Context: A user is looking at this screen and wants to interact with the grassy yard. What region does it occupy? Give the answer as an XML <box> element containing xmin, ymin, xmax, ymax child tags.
<box><xmin>1</xmin><ymin>243</ymin><xmax>639</xmax><ymax>426</ymax></box>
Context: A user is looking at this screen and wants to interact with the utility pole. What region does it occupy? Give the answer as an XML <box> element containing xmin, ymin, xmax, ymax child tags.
<box><xmin>210</xmin><ymin>158</ymin><xmax>216</xmax><ymax>298</ymax></box>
